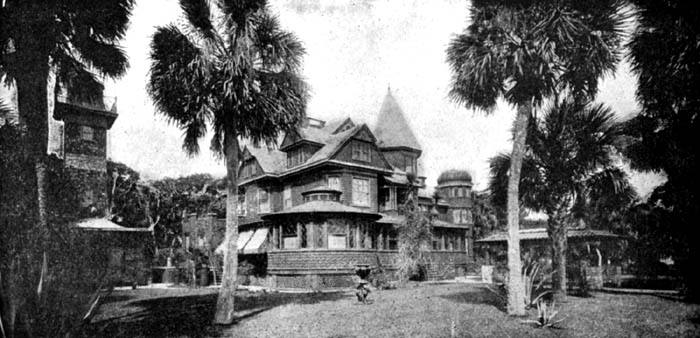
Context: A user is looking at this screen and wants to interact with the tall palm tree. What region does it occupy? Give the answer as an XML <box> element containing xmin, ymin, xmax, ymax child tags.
<box><xmin>0</xmin><ymin>0</ymin><xmax>134</xmax><ymax>234</ymax></box>
<box><xmin>489</xmin><ymin>98</ymin><xmax>634</xmax><ymax>299</ymax></box>
<box><xmin>148</xmin><ymin>0</ymin><xmax>307</xmax><ymax>324</ymax></box>
<box><xmin>446</xmin><ymin>0</ymin><xmax>625</xmax><ymax>311</ymax></box>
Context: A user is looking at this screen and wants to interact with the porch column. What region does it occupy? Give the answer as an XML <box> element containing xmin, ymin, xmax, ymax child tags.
<box><xmin>297</xmin><ymin>222</ymin><xmax>302</xmax><ymax>249</ymax></box>
<box><xmin>322</xmin><ymin>222</ymin><xmax>328</xmax><ymax>248</ymax></box>
<box><xmin>309</xmin><ymin>223</ymin><xmax>316</xmax><ymax>249</ymax></box>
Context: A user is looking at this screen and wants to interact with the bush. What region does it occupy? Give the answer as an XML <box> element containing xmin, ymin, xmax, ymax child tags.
<box><xmin>1</xmin><ymin>124</ymin><xmax>121</xmax><ymax>337</ymax></box>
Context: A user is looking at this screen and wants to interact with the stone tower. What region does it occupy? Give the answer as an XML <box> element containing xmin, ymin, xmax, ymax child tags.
<box><xmin>437</xmin><ymin>169</ymin><xmax>475</xmax><ymax>250</ymax></box>
<box><xmin>53</xmin><ymin>96</ymin><xmax>117</xmax><ymax>216</ymax></box>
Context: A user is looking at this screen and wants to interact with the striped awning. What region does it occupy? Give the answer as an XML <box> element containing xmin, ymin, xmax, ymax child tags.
<box><xmin>243</xmin><ymin>228</ymin><xmax>269</xmax><ymax>254</ymax></box>
<box><xmin>214</xmin><ymin>228</ymin><xmax>269</xmax><ymax>255</ymax></box>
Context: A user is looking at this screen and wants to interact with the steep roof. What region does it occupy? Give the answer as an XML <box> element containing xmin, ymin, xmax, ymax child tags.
<box><xmin>244</xmin><ymin>144</ymin><xmax>286</xmax><ymax>174</ymax></box>
<box><xmin>373</xmin><ymin>89</ymin><xmax>421</xmax><ymax>151</ymax></box>
<box><xmin>240</xmin><ymin>119</ymin><xmax>392</xmax><ymax>182</ymax></box>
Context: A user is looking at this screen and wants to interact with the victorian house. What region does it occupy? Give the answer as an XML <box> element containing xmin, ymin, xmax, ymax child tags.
<box><xmin>229</xmin><ymin>90</ymin><xmax>479</xmax><ymax>289</ymax></box>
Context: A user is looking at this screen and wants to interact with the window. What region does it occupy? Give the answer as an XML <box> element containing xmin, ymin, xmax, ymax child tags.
<box><xmin>349</xmin><ymin>224</ymin><xmax>356</xmax><ymax>248</ymax></box>
<box><xmin>352</xmin><ymin>178</ymin><xmax>370</xmax><ymax>206</ymax></box>
<box><xmin>242</xmin><ymin>162</ymin><xmax>257</xmax><ymax>178</ymax></box>
<box><xmin>80</xmin><ymin>125</ymin><xmax>94</xmax><ymax>141</ymax></box>
<box><xmin>327</xmin><ymin>176</ymin><xmax>341</xmax><ymax>191</ymax></box>
<box><xmin>404</xmin><ymin>155</ymin><xmax>416</xmax><ymax>174</ymax></box>
<box><xmin>328</xmin><ymin>234</ymin><xmax>347</xmax><ymax>249</ymax></box>
<box><xmin>287</xmin><ymin>147</ymin><xmax>308</xmax><ymax>168</ymax></box>
<box><xmin>387</xmin><ymin>228</ymin><xmax>398</xmax><ymax>250</ymax></box>
<box><xmin>237</xmin><ymin>193</ymin><xmax>246</xmax><ymax>216</ymax></box>
<box><xmin>282</xmin><ymin>224</ymin><xmax>298</xmax><ymax>249</ymax></box>
<box><xmin>452</xmin><ymin>209</ymin><xmax>472</xmax><ymax>224</ymax></box>
<box><xmin>258</xmin><ymin>188</ymin><xmax>270</xmax><ymax>213</ymax></box>
<box><xmin>352</xmin><ymin>141</ymin><xmax>371</xmax><ymax>162</ymax></box>
<box><xmin>382</xmin><ymin>187</ymin><xmax>397</xmax><ymax>210</ymax></box>
<box><xmin>283</xmin><ymin>186</ymin><xmax>292</xmax><ymax>209</ymax></box>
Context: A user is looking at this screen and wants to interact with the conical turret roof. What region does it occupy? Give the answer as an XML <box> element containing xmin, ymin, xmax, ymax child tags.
<box><xmin>373</xmin><ymin>89</ymin><xmax>421</xmax><ymax>152</ymax></box>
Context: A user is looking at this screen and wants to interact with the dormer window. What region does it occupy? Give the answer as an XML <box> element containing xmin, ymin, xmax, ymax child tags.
<box><xmin>352</xmin><ymin>141</ymin><xmax>371</xmax><ymax>162</ymax></box>
<box><xmin>287</xmin><ymin>147</ymin><xmax>308</xmax><ymax>168</ymax></box>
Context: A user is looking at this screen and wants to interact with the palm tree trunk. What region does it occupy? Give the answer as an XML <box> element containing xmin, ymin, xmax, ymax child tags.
<box><xmin>549</xmin><ymin>211</ymin><xmax>568</xmax><ymax>302</ymax></box>
<box><xmin>214</xmin><ymin>133</ymin><xmax>239</xmax><ymax>325</ymax></box>
<box><xmin>15</xmin><ymin>65</ymin><xmax>51</xmax><ymax>242</ymax></box>
<box><xmin>506</xmin><ymin>102</ymin><xmax>530</xmax><ymax>316</ymax></box>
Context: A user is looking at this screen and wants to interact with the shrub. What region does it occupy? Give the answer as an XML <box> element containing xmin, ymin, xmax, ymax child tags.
<box><xmin>522</xmin><ymin>299</ymin><xmax>565</xmax><ymax>329</ymax></box>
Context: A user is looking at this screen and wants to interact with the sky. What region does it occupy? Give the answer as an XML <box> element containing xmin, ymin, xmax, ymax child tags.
<box><xmin>103</xmin><ymin>0</ymin><xmax>665</xmax><ymax>196</ymax></box>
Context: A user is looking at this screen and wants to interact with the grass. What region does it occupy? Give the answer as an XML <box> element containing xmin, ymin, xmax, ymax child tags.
<box><xmin>88</xmin><ymin>284</ymin><xmax>700</xmax><ymax>338</ymax></box>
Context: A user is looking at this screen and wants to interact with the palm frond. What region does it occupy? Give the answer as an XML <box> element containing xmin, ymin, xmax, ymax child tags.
<box><xmin>253</xmin><ymin>12</ymin><xmax>305</xmax><ymax>72</ymax></box>
<box><xmin>71</xmin><ymin>38</ymin><xmax>130</xmax><ymax>78</ymax></box>
<box><xmin>180</xmin><ymin>0</ymin><xmax>216</xmax><ymax>40</ymax></box>
<box><xmin>54</xmin><ymin>55</ymin><xmax>106</xmax><ymax>105</ymax></box>
<box><xmin>447</xmin><ymin>0</ymin><xmax>627</xmax><ymax>110</ymax></box>
<box><xmin>68</xmin><ymin>0</ymin><xmax>134</xmax><ymax>42</ymax></box>
<box><xmin>488</xmin><ymin>153</ymin><xmax>545</xmax><ymax>211</ymax></box>
<box><xmin>149</xmin><ymin>24</ymin><xmax>213</xmax><ymax>156</ymax></box>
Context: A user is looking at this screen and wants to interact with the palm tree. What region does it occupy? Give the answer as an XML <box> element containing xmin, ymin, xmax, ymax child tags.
<box><xmin>623</xmin><ymin>0</ymin><xmax>700</xmax><ymax>298</ymax></box>
<box><xmin>148</xmin><ymin>0</ymin><xmax>307</xmax><ymax>324</ymax></box>
<box><xmin>446</xmin><ymin>0</ymin><xmax>626</xmax><ymax>312</ymax></box>
<box><xmin>0</xmin><ymin>0</ymin><xmax>134</xmax><ymax>234</ymax></box>
<box><xmin>489</xmin><ymin>98</ymin><xmax>634</xmax><ymax>299</ymax></box>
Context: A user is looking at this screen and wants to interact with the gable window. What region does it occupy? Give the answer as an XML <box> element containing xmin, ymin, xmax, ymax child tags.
<box><xmin>352</xmin><ymin>141</ymin><xmax>371</xmax><ymax>162</ymax></box>
<box><xmin>242</xmin><ymin>161</ymin><xmax>257</xmax><ymax>178</ymax></box>
<box><xmin>80</xmin><ymin>125</ymin><xmax>94</xmax><ymax>141</ymax></box>
<box><xmin>352</xmin><ymin>178</ymin><xmax>370</xmax><ymax>207</ymax></box>
<box><xmin>283</xmin><ymin>185</ymin><xmax>292</xmax><ymax>209</ymax></box>
<box><xmin>287</xmin><ymin>147</ymin><xmax>308</xmax><ymax>168</ymax></box>
<box><xmin>258</xmin><ymin>188</ymin><xmax>270</xmax><ymax>214</ymax></box>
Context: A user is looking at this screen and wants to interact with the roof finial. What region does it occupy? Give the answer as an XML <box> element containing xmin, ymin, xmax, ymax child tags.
<box><xmin>387</xmin><ymin>83</ymin><xmax>391</xmax><ymax>93</ymax></box>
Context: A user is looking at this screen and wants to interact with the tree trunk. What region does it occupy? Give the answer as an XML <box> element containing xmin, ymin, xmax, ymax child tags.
<box><xmin>506</xmin><ymin>102</ymin><xmax>531</xmax><ymax>316</ymax></box>
<box><xmin>15</xmin><ymin>67</ymin><xmax>51</xmax><ymax>239</ymax></box>
<box><xmin>549</xmin><ymin>211</ymin><xmax>568</xmax><ymax>302</ymax></box>
<box><xmin>213</xmin><ymin>133</ymin><xmax>239</xmax><ymax>325</ymax></box>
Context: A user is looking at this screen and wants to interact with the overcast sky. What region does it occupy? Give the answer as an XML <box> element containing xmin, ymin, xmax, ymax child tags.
<box><xmin>103</xmin><ymin>0</ymin><xmax>664</xmax><ymax>196</ymax></box>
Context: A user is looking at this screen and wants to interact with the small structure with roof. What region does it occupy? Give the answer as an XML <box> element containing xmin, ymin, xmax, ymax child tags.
<box><xmin>476</xmin><ymin>226</ymin><xmax>625</xmax><ymax>288</ymax></box>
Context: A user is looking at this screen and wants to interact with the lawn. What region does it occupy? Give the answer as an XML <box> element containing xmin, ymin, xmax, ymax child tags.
<box><xmin>89</xmin><ymin>284</ymin><xmax>700</xmax><ymax>338</ymax></box>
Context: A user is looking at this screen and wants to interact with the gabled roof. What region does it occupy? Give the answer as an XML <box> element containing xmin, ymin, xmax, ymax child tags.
<box><xmin>373</xmin><ymin>89</ymin><xmax>421</xmax><ymax>152</ymax></box>
<box><xmin>243</xmin><ymin>143</ymin><xmax>286</xmax><ymax>174</ymax></box>
<box><xmin>239</xmin><ymin>120</ymin><xmax>393</xmax><ymax>183</ymax></box>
